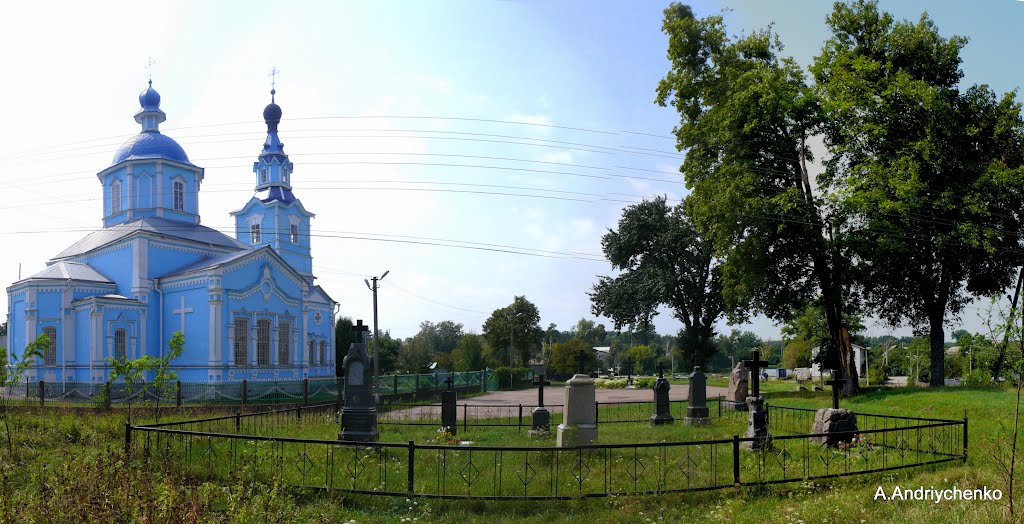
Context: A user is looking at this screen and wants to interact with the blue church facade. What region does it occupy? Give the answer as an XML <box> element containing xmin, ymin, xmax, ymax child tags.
<box><xmin>6</xmin><ymin>83</ymin><xmax>338</xmax><ymax>383</ymax></box>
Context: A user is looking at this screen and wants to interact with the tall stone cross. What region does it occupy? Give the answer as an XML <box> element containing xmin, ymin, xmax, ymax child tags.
<box><xmin>825</xmin><ymin>369</ymin><xmax>845</xmax><ymax>409</ymax></box>
<box><xmin>742</xmin><ymin>350</ymin><xmax>770</xmax><ymax>398</ymax></box>
<box><xmin>173</xmin><ymin>296</ymin><xmax>193</xmax><ymax>333</ymax></box>
<box><xmin>352</xmin><ymin>319</ymin><xmax>370</xmax><ymax>344</ymax></box>
<box><xmin>574</xmin><ymin>349</ymin><xmax>588</xmax><ymax>375</ymax></box>
<box><xmin>534</xmin><ymin>374</ymin><xmax>551</xmax><ymax>407</ymax></box>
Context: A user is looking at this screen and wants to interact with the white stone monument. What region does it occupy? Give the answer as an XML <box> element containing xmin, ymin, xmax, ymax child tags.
<box><xmin>557</xmin><ymin>373</ymin><xmax>598</xmax><ymax>447</ymax></box>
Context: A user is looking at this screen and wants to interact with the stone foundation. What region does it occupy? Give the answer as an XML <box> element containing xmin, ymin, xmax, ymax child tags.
<box><xmin>810</xmin><ymin>408</ymin><xmax>859</xmax><ymax>446</ymax></box>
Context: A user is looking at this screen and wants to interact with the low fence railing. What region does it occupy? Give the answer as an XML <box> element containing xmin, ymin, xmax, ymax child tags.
<box><xmin>129</xmin><ymin>400</ymin><xmax>966</xmax><ymax>499</ymax></box>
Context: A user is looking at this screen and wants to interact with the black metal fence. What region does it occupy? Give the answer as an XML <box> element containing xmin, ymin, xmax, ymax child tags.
<box><xmin>129</xmin><ymin>400</ymin><xmax>966</xmax><ymax>499</ymax></box>
<box><xmin>4</xmin><ymin>369</ymin><xmax>532</xmax><ymax>407</ymax></box>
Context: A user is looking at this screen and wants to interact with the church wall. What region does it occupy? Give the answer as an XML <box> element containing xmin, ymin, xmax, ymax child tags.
<box><xmin>161</xmin><ymin>286</ymin><xmax>211</xmax><ymax>375</ymax></box>
<box><xmin>77</xmin><ymin>243</ymin><xmax>134</xmax><ymax>297</ymax></box>
<box><xmin>7</xmin><ymin>292</ymin><xmax>25</xmax><ymax>362</ymax></box>
<box><xmin>149</xmin><ymin>243</ymin><xmax>213</xmax><ymax>278</ymax></box>
<box><xmin>73</xmin><ymin>307</ymin><xmax>92</xmax><ymax>380</ymax></box>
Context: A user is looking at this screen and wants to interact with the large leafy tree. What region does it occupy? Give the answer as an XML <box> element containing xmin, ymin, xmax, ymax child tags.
<box><xmin>482</xmin><ymin>296</ymin><xmax>543</xmax><ymax>366</ymax></box>
<box><xmin>590</xmin><ymin>196</ymin><xmax>723</xmax><ymax>370</ymax></box>
<box><xmin>656</xmin><ymin>5</ymin><xmax>861</xmax><ymax>392</ymax></box>
<box><xmin>550</xmin><ymin>339</ymin><xmax>596</xmax><ymax>375</ymax></box>
<box><xmin>811</xmin><ymin>1</ymin><xmax>1024</xmax><ymax>386</ymax></box>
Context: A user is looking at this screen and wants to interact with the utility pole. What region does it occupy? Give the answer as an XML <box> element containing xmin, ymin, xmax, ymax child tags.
<box><xmin>508</xmin><ymin>308</ymin><xmax>518</xmax><ymax>389</ymax></box>
<box><xmin>365</xmin><ymin>270</ymin><xmax>389</xmax><ymax>403</ymax></box>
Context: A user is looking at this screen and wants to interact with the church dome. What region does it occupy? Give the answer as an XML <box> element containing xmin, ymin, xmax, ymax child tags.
<box><xmin>263</xmin><ymin>89</ymin><xmax>282</xmax><ymax>128</ymax></box>
<box><xmin>112</xmin><ymin>132</ymin><xmax>190</xmax><ymax>164</ymax></box>
<box><xmin>139</xmin><ymin>81</ymin><xmax>161</xmax><ymax>111</ymax></box>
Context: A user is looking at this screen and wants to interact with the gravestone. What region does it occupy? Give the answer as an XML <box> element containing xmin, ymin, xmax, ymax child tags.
<box><xmin>726</xmin><ymin>362</ymin><xmax>749</xmax><ymax>411</ymax></box>
<box><xmin>741</xmin><ymin>350</ymin><xmax>772</xmax><ymax>450</ymax></box>
<box><xmin>339</xmin><ymin>320</ymin><xmax>378</xmax><ymax>442</ymax></box>
<box><xmin>557</xmin><ymin>350</ymin><xmax>597</xmax><ymax>447</ymax></box>
<box><xmin>650</xmin><ymin>363</ymin><xmax>674</xmax><ymax>425</ymax></box>
<box><xmin>684</xmin><ymin>366</ymin><xmax>710</xmax><ymax>425</ymax></box>
<box><xmin>529</xmin><ymin>374</ymin><xmax>552</xmax><ymax>436</ymax></box>
<box><xmin>441</xmin><ymin>374</ymin><xmax>457</xmax><ymax>435</ymax></box>
<box><xmin>811</xmin><ymin>369</ymin><xmax>858</xmax><ymax>446</ymax></box>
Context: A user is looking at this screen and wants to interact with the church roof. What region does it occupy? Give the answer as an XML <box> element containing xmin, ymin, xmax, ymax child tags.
<box><xmin>111</xmin><ymin>131</ymin><xmax>191</xmax><ymax>165</ymax></box>
<box><xmin>53</xmin><ymin>217</ymin><xmax>248</xmax><ymax>260</ymax></box>
<box><xmin>26</xmin><ymin>261</ymin><xmax>113</xmax><ymax>283</ymax></box>
<box><xmin>161</xmin><ymin>248</ymin><xmax>256</xmax><ymax>277</ymax></box>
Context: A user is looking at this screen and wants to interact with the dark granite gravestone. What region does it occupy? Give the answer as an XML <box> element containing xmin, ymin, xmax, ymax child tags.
<box><xmin>339</xmin><ymin>321</ymin><xmax>378</xmax><ymax>442</ymax></box>
<box><xmin>811</xmin><ymin>369</ymin><xmax>858</xmax><ymax>446</ymax></box>
<box><xmin>684</xmin><ymin>366</ymin><xmax>710</xmax><ymax>425</ymax></box>
<box><xmin>741</xmin><ymin>350</ymin><xmax>772</xmax><ymax>450</ymax></box>
<box><xmin>650</xmin><ymin>363</ymin><xmax>674</xmax><ymax>425</ymax></box>
<box><xmin>530</xmin><ymin>374</ymin><xmax>552</xmax><ymax>436</ymax></box>
<box><xmin>441</xmin><ymin>374</ymin><xmax>457</xmax><ymax>435</ymax></box>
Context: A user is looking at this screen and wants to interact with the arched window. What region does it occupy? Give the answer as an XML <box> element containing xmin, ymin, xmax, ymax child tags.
<box><xmin>250</xmin><ymin>223</ymin><xmax>261</xmax><ymax>244</ymax></box>
<box><xmin>278</xmin><ymin>321</ymin><xmax>291</xmax><ymax>365</ymax></box>
<box><xmin>290</xmin><ymin>224</ymin><xmax>299</xmax><ymax>243</ymax></box>
<box><xmin>173</xmin><ymin>180</ymin><xmax>185</xmax><ymax>211</ymax></box>
<box><xmin>256</xmin><ymin>319</ymin><xmax>271</xmax><ymax>366</ymax></box>
<box><xmin>319</xmin><ymin>341</ymin><xmax>327</xmax><ymax>365</ymax></box>
<box><xmin>42</xmin><ymin>326</ymin><xmax>57</xmax><ymax>366</ymax></box>
<box><xmin>234</xmin><ymin>318</ymin><xmax>249</xmax><ymax>365</ymax></box>
<box><xmin>308</xmin><ymin>340</ymin><xmax>316</xmax><ymax>365</ymax></box>
<box><xmin>114</xmin><ymin>329</ymin><xmax>127</xmax><ymax>360</ymax></box>
<box><xmin>283</xmin><ymin>168</ymin><xmax>290</xmax><ymax>184</ymax></box>
<box><xmin>260</xmin><ymin>168</ymin><xmax>268</xmax><ymax>184</ymax></box>
<box><xmin>111</xmin><ymin>181</ymin><xmax>122</xmax><ymax>214</ymax></box>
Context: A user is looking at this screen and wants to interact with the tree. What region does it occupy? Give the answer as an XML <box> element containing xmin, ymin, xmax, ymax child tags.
<box><xmin>811</xmin><ymin>0</ymin><xmax>1024</xmax><ymax>387</ymax></box>
<box><xmin>709</xmin><ymin>330</ymin><xmax>763</xmax><ymax>371</ymax></box>
<box><xmin>656</xmin><ymin>3</ymin><xmax>861</xmax><ymax>392</ymax></box>
<box><xmin>451</xmin><ymin>334</ymin><xmax>487</xmax><ymax>372</ymax></box>
<box><xmin>782</xmin><ymin>338</ymin><xmax>813</xmax><ymax>369</ymax></box>
<box><xmin>590</xmin><ymin>196</ymin><xmax>723</xmax><ymax>370</ymax></box>
<box><xmin>145</xmin><ymin>331</ymin><xmax>185</xmax><ymax>423</ymax></box>
<box><xmin>334</xmin><ymin>316</ymin><xmax>357</xmax><ymax>376</ymax></box>
<box><xmin>481</xmin><ymin>296</ymin><xmax>542</xmax><ymax>366</ymax></box>
<box><xmin>0</xmin><ymin>334</ymin><xmax>47</xmax><ymax>454</ymax></box>
<box><xmin>410</xmin><ymin>320</ymin><xmax>464</xmax><ymax>356</ymax></box>
<box><xmin>626</xmin><ymin>345</ymin><xmax>656</xmax><ymax>375</ymax></box>
<box><xmin>550</xmin><ymin>339</ymin><xmax>595</xmax><ymax>375</ymax></box>
<box><xmin>374</xmin><ymin>331</ymin><xmax>402</xmax><ymax>374</ymax></box>
<box><xmin>569</xmin><ymin>319</ymin><xmax>608</xmax><ymax>346</ymax></box>
<box><xmin>396</xmin><ymin>338</ymin><xmax>432</xmax><ymax>374</ymax></box>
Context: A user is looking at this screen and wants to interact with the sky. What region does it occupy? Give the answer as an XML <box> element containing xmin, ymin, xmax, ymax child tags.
<box><xmin>0</xmin><ymin>0</ymin><xmax>1022</xmax><ymax>342</ymax></box>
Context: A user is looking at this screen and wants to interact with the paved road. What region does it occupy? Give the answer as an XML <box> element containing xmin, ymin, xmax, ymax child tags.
<box><xmin>382</xmin><ymin>383</ymin><xmax>729</xmax><ymax>421</ymax></box>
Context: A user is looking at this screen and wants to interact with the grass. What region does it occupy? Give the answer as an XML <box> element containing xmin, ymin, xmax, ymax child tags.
<box><xmin>1</xmin><ymin>386</ymin><xmax>1020</xmax><ymax>523</ymax></box>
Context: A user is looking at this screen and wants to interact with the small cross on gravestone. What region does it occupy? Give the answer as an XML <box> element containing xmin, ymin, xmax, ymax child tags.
<box><xmin>441</xmin><ymin>373</ymin><xmax>457</xmax><ymax>435</ymax></box>
<box><xmin>656</xmin><ymin>362</ymin><xmax>666</xmax><ymax>379</ymax></box>
<box><xmin>742</xmin><ymin>350</ymin><xmax>770</xmax><ymax>399</ymax></box>
<box><xmin>352</xmin><ymin>319</ymin><xmax>370</xmax><ymax>343</ymax></box>
<box><xmin>740</xmin><ymin>349</ymin><xmax>772</xmax><ymax>450</ymax></box>
<box><xmin>445</xmin><ymin>374</ymin><xmax>455</xmax><ymax>391</ymax></box>
<box><xmin>825</xmin><ymin>369</ymin><xmax>845</xmax><ymax>409</ymax></box>
<box><xmin>573</xmin><ymin>349</ymin><xmax>587</xmax><ymax>376</ymax></box>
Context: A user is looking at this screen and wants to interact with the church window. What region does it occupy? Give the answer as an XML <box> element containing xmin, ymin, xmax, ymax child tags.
<box><xmin>260</xmin><ymin>168</ymin><xmax>268</xmax><ymax>184</ymax></box>
<box><xmin>283</xmin><ymin>169</ymin><xmax>290</xmax><ymax>184</ymax></box>
<box><xmin>234</xmin><ymin>318</ymin><xmax>249</xmax><ymax>365</ymax></box>
<box><xmin>111</xmin><ymin>181</ymin><xmax>122</xmax><ymax>214</ymax></box>
<box><xmin>251</xmin><ymin>223</ymin><xmax>262</xmax><ymax>244</ymax></box>
<box><xmin>114</xmin><ymin>329</ymin><xmax>127</xmax><ymax>360</ymax></box>
<box><xmin>308</xmin><ymin>340</ymin><xmax>316</xmax><ymax>365</ymax></box>
<box><xmin>256</xmin><ymin>319</ymin><xmax>271</xmax><ymax>366</ymax></box>
<box><xmin>278</xmin><ymin>321</ymin><xmax>291</xmax><ymax>364</ymax></box>
<box><xmin>173</xmin><ymin>180</ymin><xmax>185</xmax><ymax>211</ymax></box>
<box><xmin>319</xmin><ymin>341</ymin><xmax>327</xmax><ymax>365</ymax></box>
<box><xmin>290</xmin><ymin>224</ymin><xmax>299</xmax><ymax>243</ymax></box>
<box><xmin>42</xmin><ymin>327</ymin><xmax>57</xmax><ymax>366</ymax></box>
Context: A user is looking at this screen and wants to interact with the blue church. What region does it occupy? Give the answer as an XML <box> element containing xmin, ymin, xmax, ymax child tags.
<box><xmin>5</xmin><ymin>82</ymin><xmax>338</xmax><ymax>383</ymax></box>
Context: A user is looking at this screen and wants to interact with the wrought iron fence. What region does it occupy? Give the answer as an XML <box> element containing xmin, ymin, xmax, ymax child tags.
<box><xmin>2</xmin><ymin>369</ymin><xmax>529</xmax><ymax>407</ymax></box>
<box><xmin>130</xmin><ymin>401</ymin><xmax>967</xmax><ymax>499</ymax></box>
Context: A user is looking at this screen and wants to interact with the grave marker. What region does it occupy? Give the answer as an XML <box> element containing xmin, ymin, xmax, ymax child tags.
<box><xmin>530</xmin><ymin>374</ymin><xmax>552</xmax><ymax>436</ymax></box>
<box><xmin>339</xmin><ymin>320</ymin><xmax>378</xmax><ymax>442</ymax></box>
<box><xmin>651</xmin><ymin>363</ymin><xmax>674</xmax><ymax>425</ymax></box>
<box><xmin>441</xmin><ymin>374</ymin><xmax>457</xmax><ymax>435</ymax></box>
<box><xmin>741</xmin><ymin>349</ymin><xmax>772</xmax><ymax>450</ymax></box>
<box><xmin>683</xmin><ymin>366</ymin><xmax>709</xmax><ymax>425</ymax></box>
<box><xmin>557</xmin><ymin>365</ymin><xmax>597</xmax><ymax>447</ymax></box>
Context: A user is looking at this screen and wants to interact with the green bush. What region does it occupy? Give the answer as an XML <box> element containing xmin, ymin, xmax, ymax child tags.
<box><xmin>868</xmin><ymin>362</ymin><xmax>887</xmax><ymax>386</ymax></box>
<box><xmin>962</xmin><ymin>369</ymin><xmax>992</xmax><ymax>387</ymax></box>
<box><xmin>594</xmin><ymin>378</ymin><xmax>627</xmax><ymax>389</ymax></box>
<box><xmin>491</xmin><ymin>366</ymin><xmax>531</xmax><ymax>389</ymax></box>
<box><xmin>632</xmin><ymin>377</ymin><xmax>654</xmax><ymax>389</ymax></box>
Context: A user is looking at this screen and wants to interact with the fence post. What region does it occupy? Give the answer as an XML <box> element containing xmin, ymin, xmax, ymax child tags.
<box><xmin>718</xmin><ymin>394</ymin><xmax>722</xmax><ymax>417</ymax></box>
<box><xmin>732</xmin><ymin>435</ymin><xmax>741</xmax><ymax>488</ymax></box>
<box><xmin>38</xmin><ymin>380</ymin><xmax>44</xmax><ymax>407</ymax></box>
<box><xmin>297</xmin><ymin>405</ymin><xmax>302</xmax><ymax>421</ymax></box>
<box><xmin>235</xmin><ymin>411</ymin><xmax>241</xmax><ymax>432</ymax></box>
<box><xmin>407</xmin><ymin>440</ymin><xmax>416</xmax><ymax>493</ymax></box>
<box><xmin>963</xmin><ymin>410</ymin><xmax>969</xmax><ymax>463</ymax></box>
<box><xmin>175</xmin><ymin>381</ymin><xmax>182</xmax><ymax>408</ymax></box>
<box><xmin>124</xmin><ymin>422</ymin><xmax>132</xmax><ymax>457</ymax></box>
<box><xmin>393</xmin><ymin>374</ymin><xmax>399</xmax><ymax>397</ymax></box>
<box><xmin>518</xmin><ymin>403</ymin><xmax>523</xmax><ymax>433</ymax></box>
<box><xmin>463</xmin><ymin>403</ymin><xmax>468</xmax><ymax>432</ymax></box>
<box><xmin>241</xmin><ymin>379</ymin><xmax>248</xmax><ymax>406</ymax></box>
<box><xmin>595</xmin><ymin>401</ymin><xmax>600</xmax><ymax>426</ymax></box>
<box><xmin>303</xmin><ymin>378</ymin><xmax>309</xmax><ymax>406</ymax></box>
<box><xmin>104</xmin><ymin>381</ymin><xmax>112</xmax><ymax>410</ymax></box>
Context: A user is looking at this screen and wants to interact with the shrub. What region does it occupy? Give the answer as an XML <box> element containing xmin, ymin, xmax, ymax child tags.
<box><xmin>632</xmin><ymin>377</ymin><xmax>654</xmax><ymax>389</ymax></box>
<box><xmin>962</xmin><ymin>369</ymin><xmax>992</xmax><ymax>387</ymax></box>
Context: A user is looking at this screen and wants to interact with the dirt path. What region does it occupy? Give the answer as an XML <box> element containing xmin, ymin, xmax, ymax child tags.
<box><xmin>381</xmin><ymin>384</ymin><xmax>729</xmax><ymax>421</ymax></box>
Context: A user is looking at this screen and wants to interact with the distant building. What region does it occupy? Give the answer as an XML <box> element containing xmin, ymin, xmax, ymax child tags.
<box><xmin>593</xmin><ymin>346</ymin><xmax>612</xmax><ymax>366</ymax></box>
<box><xmin>5</xmin><ymin>82</ymin><xmax>337</xmax><ymax>383</ymax></box>
<box><xmin>810</xmin><ymin>345</ymin><xmax>867</xmax><ymax>378</ymax></box>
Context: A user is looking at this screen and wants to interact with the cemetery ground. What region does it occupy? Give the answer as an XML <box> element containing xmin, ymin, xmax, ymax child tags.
<box><xmin>0</xmin><ymin>386</ymin><xmax>1017</xmax><ymax>523</ymax></box>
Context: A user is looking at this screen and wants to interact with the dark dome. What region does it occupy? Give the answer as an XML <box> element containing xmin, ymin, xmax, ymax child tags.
<box><xmin>112</xmin><ymin>132</ymin><xmax>190</xmax><ymax>164</ymax></box>
<box><xmin>138</xmin><ymin>82</ymin><xmax>161</xmax><ymax>111</ymax></box>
